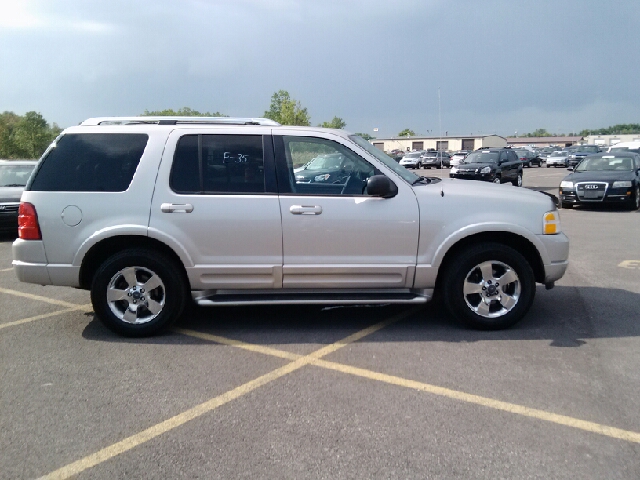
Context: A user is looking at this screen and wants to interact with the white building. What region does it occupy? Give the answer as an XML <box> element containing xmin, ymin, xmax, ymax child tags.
<box><xmin>371</xmin><ymin>134</ymin><xmax>507</xmax><ymax>153</ymax></box>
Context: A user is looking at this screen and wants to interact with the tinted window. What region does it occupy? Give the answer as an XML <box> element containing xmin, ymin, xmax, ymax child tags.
<box><xmin>29</xmin><ymin>134</ymin><xmax>147</xmax><ymax>192</ymax></box>
<box><xmin>170</xmin><ymin>134</ymin><xmax>265</xmax><ymax>194</ymax></box>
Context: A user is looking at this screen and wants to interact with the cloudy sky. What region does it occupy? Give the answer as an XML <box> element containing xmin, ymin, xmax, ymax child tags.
<box><xmin>1</xmin><ymin>0</ymin><xmax>639</xmax><ymax>138</ymax></box>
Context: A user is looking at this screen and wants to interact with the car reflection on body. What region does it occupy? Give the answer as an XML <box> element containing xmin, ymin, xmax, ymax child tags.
<box><xmin>546</xmin><ymin>151</ymin><xmax>569</xmax><ymax>168</ymax></box>
<box><xmin>559</xmin><ymin>153</ymin><xmax>640</xmax><ymax>210</ymax></box>
<box><xmin>294</xmin><ymin>153</ymin><xmax>352</xmax><ymax>183</ymax></box>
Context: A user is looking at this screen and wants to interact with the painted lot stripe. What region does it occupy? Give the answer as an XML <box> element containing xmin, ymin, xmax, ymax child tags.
<box><xmin>311</xmin><ymin>359</ymin><xmax>640</xmax><ymax>444</ymax></box>
<box><xmin>177</xmin><ymin>328</ymin><xmax>640</xmax><ymax>445</ymax></box>
<box><xmin>1</xmin><ymin>267</ymin><xmax>13</xmax><ymax>272</ymax></box>
<box><xmin>0</xmin><ymin>287</ymin><xmax>89</xmax><ymax>309</ymax></box>
<box><xmin>0</xmin><ymin>308</ymin><xmax>80</xmax><ymax>330</ymax></box>
<box><xmin>38</xmin><ymin>309</ymin><xmax>416</xmax><ymax>480</ymax></box>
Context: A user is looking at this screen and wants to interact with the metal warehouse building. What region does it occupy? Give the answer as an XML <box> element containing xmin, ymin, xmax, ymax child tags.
<box><xmin>371</xmin><ymin>134</ymin><xmax>507</xmax><ymax>153</ymax></box>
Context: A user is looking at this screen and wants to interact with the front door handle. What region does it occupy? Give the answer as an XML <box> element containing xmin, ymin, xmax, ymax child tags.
<box><xmin>290</xmin><ymin>205</ymin><xmax>322</xmax><ymax>215</ymax></box>
<box><xmin>161</xmin><ymin>203</ymin><xmax>194</xmax><ymax>213</ymax></box>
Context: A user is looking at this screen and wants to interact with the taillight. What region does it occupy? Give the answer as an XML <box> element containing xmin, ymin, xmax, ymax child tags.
<box><xmin>18</xmin><ymin>202</ymin><xmax>42</xmax><ymax>240</ymax></box>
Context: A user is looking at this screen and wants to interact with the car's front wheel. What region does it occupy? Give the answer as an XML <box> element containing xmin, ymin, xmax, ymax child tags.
<box><xmin>441</xmin><ymin>243</ymin><xmax>536</xmax><ymax>330</ymax></box>
<box><xmin>512</xmin><ymin>173</ymin><xmax>523</xmax><ymax>187</ymax></box>
<box><xmin>492</xmin><ymin>176</ymin><xmax>501</xmax><ymax>184</ymax></box>
<box><xmin>91</xmin><ymin>249</ymin><xmax>188</xmax><ymax>337</ymax></box>
<box><xmin>630</xmin><ymin>186</ymin><xmax>640</xmax><ymax>210</ymax></box>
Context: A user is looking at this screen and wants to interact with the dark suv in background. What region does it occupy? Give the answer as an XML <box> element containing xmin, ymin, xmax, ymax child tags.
<box><xmin>449</xmin><ymin>148</ymin><xmax>523</xmax><ymax>186</ymax></box>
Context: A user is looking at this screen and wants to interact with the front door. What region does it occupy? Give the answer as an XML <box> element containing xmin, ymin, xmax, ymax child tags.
<box><xmin>274</xmin><ymin>132</ymin><xmax>420</xmax><ymax>289</ymax></box>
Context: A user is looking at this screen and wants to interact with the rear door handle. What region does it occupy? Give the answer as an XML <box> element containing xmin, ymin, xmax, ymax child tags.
<box><xmin>161</xmin><ymin>203</ymin><xmax>194</xmax><ymax>213</ymax></box>
<box><xmin>289</xmin><ymin>205</ymin><xmax>322</xmax><ymax>215</ymax></box>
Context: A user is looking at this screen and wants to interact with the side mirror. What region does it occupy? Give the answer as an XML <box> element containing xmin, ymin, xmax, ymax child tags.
<box><xmin>366</xmin><ymin>175</ymin><xmax>398</xmax><ymax>198</ymax></box>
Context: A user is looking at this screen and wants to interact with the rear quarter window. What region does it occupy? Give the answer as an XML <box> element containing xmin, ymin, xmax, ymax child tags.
<box><xmin>28</xmin><ymin>133</ymin><xmax>148</xmax><ymax>192</ymax></box>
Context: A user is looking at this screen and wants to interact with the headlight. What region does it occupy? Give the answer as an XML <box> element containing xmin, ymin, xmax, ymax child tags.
<box><xmin>612</xmin><ymin>181</ymin><xmax>632</xmax><ymax>188</ymax></box>
<box><xmin>480</xmin><ymin>166</ymin><xmax>491</xmax><ymax>174</ymax></box>
<box><xmin>450</xmin><ymin>167</ymin><xmax>458</xmax><ymax>173</ymax></box>
<box><xmin>543</xmin><ymin>210</ymin><xmax>561</xmax><ymax>235</ymax></box>
<box><xmin>314</xmin><ymin>174</ymin><xmax>331</xmax><ymax>182</ymax></box>
<box><xmin>560</xmin><ymin>180</ymin><xmax>573</xmax><ymax>188</ymax></box>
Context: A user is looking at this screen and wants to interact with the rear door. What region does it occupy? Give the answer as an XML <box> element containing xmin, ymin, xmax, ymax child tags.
<box><xmin>274</xmin><ymin>131</ymin><xmax>420</xmax><ymax>289</ymax></box>
<box><xmin>149</xmin><ymin>129</ymin><xmax>283</xmax><ymax>290</ymax></box>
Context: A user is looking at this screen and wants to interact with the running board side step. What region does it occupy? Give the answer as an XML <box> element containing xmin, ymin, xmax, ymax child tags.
<box><xmin>192</xmin><ymin>290</ymin><xmax>432</xmax><ymax>307</ymax></box>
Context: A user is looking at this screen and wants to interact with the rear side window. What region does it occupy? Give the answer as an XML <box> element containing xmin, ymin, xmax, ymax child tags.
<box><xmin>29</xmin><ymin>134</ymin><xmax>148</xmax><ymax>192</ymax></box>
<box><xmin>170</xmin><ymin>134</ymin><xmax>265</xmax><ymax>194</ymax></box>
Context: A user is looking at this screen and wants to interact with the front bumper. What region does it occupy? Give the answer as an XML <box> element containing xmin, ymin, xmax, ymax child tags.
<box><xmin>560</xmin><ymin>186</ymin><xmax>634</xmax><ymax>205</ymax></box>
<box><xmin>538</xmin><ymin>232</ymin><xmax>570</xmax><ymax>283</ymax></box>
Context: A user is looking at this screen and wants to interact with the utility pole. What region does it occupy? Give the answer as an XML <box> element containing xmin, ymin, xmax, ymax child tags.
<box><xmin>438</xmin><ymin>87</ymin><xmax>442</xmax><ymax>153</ymax></box>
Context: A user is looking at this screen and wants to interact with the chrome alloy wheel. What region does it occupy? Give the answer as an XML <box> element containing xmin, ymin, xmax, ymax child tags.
<box><xmin>106</xmin><ymin>266</ymin><xmax>166</xmax><ymax>324</ymax></box>
<box><xmin>462</xmin><ymin>260</ymin><xmax>521</xmax><ymax>318</ymax></box>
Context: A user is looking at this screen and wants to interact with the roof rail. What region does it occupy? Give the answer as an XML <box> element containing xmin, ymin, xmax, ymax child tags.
<box><xmin>80</xmin><ymin>116</ymin><xmax>281</xmax><ymax>126</ymax></box>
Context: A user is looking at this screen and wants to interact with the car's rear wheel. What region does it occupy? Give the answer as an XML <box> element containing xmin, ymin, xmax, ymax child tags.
<box><xmin>441</xmin><ymin>242</ymin><xmax>536</xmax><ymax>330</ymax></box>
<box><xmin>91</xmin><ymin>249</ymin><xmax>188</xmax><ymax>337</ymax></box>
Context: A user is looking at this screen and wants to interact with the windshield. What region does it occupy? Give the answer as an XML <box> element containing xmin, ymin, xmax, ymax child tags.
<box><xmin>552</xmin><ymin>151</ymin><xmax>568</xmax><ymax>157</ymax></box>
<box><xmin>575</xmin><ymin>156</ymin><xmax>634</xmax><ymax>172</ymax></box>
<box><xmin>575</xmin><ymin>146</ymin><xmax>599</xmax><ymax>153</ymax></box>
<box><xmin>349</xmin><ymin>135</ymin><xmax>420</xmax><ymax>184</ymax></box>
<box><xmin>463</xmin><ymin>151</ymin><xmax>499</xmax><ymax>164</ymax></box>
<box><xmin>404</xmin><ymin>152</ymin><xmax>422</xmax><ymax>158</ymax></box>
<box><xmin>0</xmin><ymin>164</ymin><xmax>36</xmax><ymax>187</ymax></box>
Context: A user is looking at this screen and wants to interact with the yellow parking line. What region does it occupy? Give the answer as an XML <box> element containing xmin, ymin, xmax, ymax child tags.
<box><xmin>0</xmin><ymin>308</ymin><xmax>80</xmax><ymax>330</ymax></box>
<box><xmin>311</xmin><ymin>359</ymin><xmax>640</xmax><ymax>444</ymax></box>
<box><xmin>0</xmin><ymin>287</ymin><xmax>88</xmax><ymax>309</ymax></box>
<box><xmin>177</xmin><ymin>327</ymin><xmax>640</xmax><ymax>445</ymax></box>
<box><xmin>38</xmin><ymin>310</ymin><xmax>415</xmax><ymax>480</ymax></box>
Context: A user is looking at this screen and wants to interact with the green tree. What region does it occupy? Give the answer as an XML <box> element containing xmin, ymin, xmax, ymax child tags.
<box><xmin>264</xmin><ymin>90</ymin><xmax>311</xmax><ymax>126</ymax></box>
<box><xmin>0</xmin><ymin>111</ymin><xmax>61</xmax><ymax>159</ymax></box>
<box><xmin>142</xmin><ymin>107</ymin><xmax>226</xmax><ymax>117</ymax></box>
<box><xmin>580</xmin><ymin>124</ymin><xmax>640</xmax><ymax>136</ymax></box>
<box><xmin>0</xmin><ymin>111</ymin><xmax>21</xmax><ymax>158</ymax></box>
<box><xmin>355</xmin><ymin>132</ymin><xmax>375</xmax><ymax>140</ymax></box>
<box><xmin>523</xmin><ymin>128</ymin><xmax>552</xmax><ymax>137</ymax></box>
<box><xmin>398</xmin><ymin>128</ymin><xmax>415</xmax><ymax>137</ymax></box>
<box><xmin>319</xmin><ymin>117</ymin><xmax>346</xmax><ymax>129</ymax></box>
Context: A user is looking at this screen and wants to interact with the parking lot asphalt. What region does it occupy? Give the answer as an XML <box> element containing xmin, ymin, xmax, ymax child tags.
<box><xmin>1</xmin><ymin>166</ymin><xmax>639</xmax><ymax>479</ymax></box>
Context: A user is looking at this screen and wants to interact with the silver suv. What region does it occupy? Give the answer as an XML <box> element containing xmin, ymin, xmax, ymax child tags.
<box><xmin>13</xmin><ymin>117</ymin><xmax>569</xmax><ymax>336</ymax></box>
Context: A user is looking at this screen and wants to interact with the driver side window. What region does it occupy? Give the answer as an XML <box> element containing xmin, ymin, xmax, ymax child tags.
<box><xmin>283</xmin><ymin>136</ymin><xmax>378</xmax><ymax>195</ymax></box>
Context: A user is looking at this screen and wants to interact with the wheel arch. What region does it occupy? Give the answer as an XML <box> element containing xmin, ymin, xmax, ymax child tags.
<box><xmin>79</xmin><ymin>235</ymin><xmax>190</xmax><ymax>290</ymax></box>
<box><xmin>435</xmin><ymin>231</ymin><xmax>546</xmax><ymax>290</ymax></box>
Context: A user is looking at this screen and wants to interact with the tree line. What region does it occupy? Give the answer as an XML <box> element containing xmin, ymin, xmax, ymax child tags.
<box><xmin>0</xmin><ymin>111</ymin><xmax>62</xmax><ymax>159</ymax></box>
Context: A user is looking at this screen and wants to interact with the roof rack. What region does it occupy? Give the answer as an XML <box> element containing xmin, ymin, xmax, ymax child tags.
<box><xmin>80</xmin><ymin>116</ymin><xmax>281</xmax><ymax>126</ymax></box>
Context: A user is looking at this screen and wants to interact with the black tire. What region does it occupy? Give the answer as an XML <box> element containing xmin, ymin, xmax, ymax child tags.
<box><xmin>630</xmin><ymin>186</ymin><xmax>640</xmax><ymax>211</ymax></box>
<box><xmin>90</xmin><ymin>248</ymin><xmax>189</xmax><ymax>337</ymax></box>
<box><xmin>546</xmin><ymin>164</ymin><xmax>550</xmax><ymax>168</ymax></box>
<box><xmin>512</xmin><ymin>172</ymin><xmax>523</xmax><ymax>187</ymax></box>
<box><xmin>492</xmin><ymin>176</ymin><xmax>501</xmax><ymax>184</ymax></box>
<box><xmin>441</xmin><ymin>242</ymin><xmax>536</xmax><ymax>330</ymax></box>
